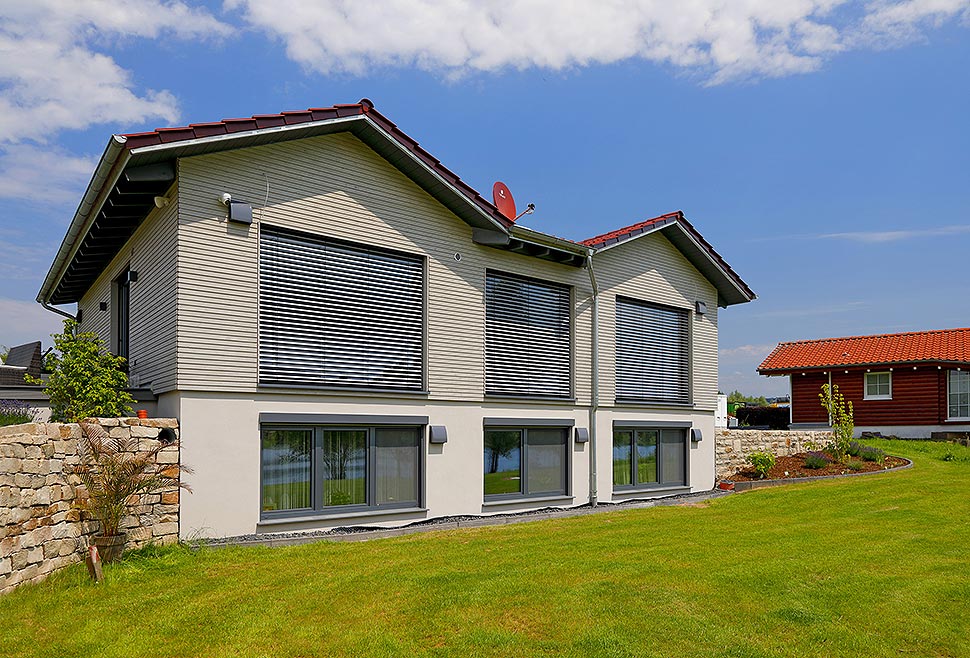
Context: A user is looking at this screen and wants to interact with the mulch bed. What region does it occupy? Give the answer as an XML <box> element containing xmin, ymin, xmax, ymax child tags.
<box><xmin>728</xmin><ymin>452</ymin><xmax>908</xmax><ymax>482</ymax></box>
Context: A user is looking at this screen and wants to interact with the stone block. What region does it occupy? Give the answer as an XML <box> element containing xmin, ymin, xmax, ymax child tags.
<box><xmin>10</xmin><ymin>550</ymin><xmax>28</xmax><ymax>571</ymax></box>
<box><xmin>108</xmin><ymin>426</ymin><xmax>131</xmax><ymax>439</ymax></box>
<box><xmin>140</xmin><ymin>418</ymin><xmax>178</xmax><ymax>429</ymax></box>
<box><xmin>0</xmin><ymin>424</ymin><xmax>37</xmax><ymax>438</ymax></box>
<box><xmin>58</xmin><ymin>541</ymin><xmax>76</xmax><ymax>557</ymax></box>
<box><xmin>0</xmin><ymin>557</ymin><xmax>11</xmax><ymax>575</ymax></box>
<box><xmin>160</xmin><ymin>491</ymin><xmax>179</xmax><ymax>505</ymax></box>
<box><xmin>157</xmin><ymin>451</ymin><xmax>180</xmax><ymax>465</ymax></box>
<box><xmin>0</xmin><ymin>457</ymin><xmax>22</xmax><ymax>473</ymax></box>
<box><xmin>25</xmin><ymin>445</ymin><xmax>43</xmax><ymax>459</ymax></box>
<box><xmin>152</xmin><ymin>522</ymin><xmax>178</xmax><ymax>537</ymax></box>
<box><xmin>159</xmin><ymin>513</ymin><xmax>178</xmax><ymax>524</ymax></box>
<box><xmin>26</xmin><ymin>547</ymin><xmax>43</xmax><ymax>564</ymax></box>
<box><xmin>85</xmin><ymin>418</ymin><xmax>120</xmax><ymax>427</ymax></box>
<box><xmin>41</xmin><ymin>443</ymin><xmax>55</xmax><ymax>459</ymax></box>
<box><xmin>127</xmin><ymin>526</ymin><xmax>151</xmax><ymax>543</ymax></box>
<box><xmin>130</xmin><ymin>425</ymin><xmax>160</xmax><ymax>439</ymax></box>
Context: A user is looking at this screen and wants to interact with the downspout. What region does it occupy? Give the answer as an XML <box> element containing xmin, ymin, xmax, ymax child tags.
<box><xmin>586</xmin><ymin>249</ymin><xmax>600</xmax><ymax>507</ymax></box>
<box><xmin>40</xmin><ymin>301</ymin><xmax>76</xmax><ymax>322</ymax></box>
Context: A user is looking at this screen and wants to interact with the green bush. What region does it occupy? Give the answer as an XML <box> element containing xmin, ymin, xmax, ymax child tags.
<box><xmin>29</xmin><ymin>319</ymin><xmax>135</xmax><ymax>422</ymax></box>
<box><xmin>804</xmin><ymin>452</ymin><xmax>829</xmax><ymax>470</ymax></box>
<box><xmin>859</xmin><ymin>446</ymin><xmax>886</xmax><ymax>464</ymax></box>
<box><xmin>747</xmin><ymin>451</ymin><xmax>776</xmax><ymax>479</ymax></box>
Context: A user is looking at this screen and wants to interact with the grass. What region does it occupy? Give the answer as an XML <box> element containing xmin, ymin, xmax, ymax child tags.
<box><xmin>2</xmin><ymin>439</ymin><xmax>969</xmax><ymax>657</ymax></box>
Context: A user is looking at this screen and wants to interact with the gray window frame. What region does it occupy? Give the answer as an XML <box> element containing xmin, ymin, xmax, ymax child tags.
<box><xmin>484</xmin><ymin>269</ymin><xmax>573</xmax><ymax>400</ymax></box>
<box><xmin>611</xmin><ymin>425</ymin><xmax>689</xmax><ymax>491</ymax></box>
<box><xmin>113</xmin><ymin>268</ymin><xmax>131</xmax><ymax>362</ymax></box>
<box><xmin>260</xmin><ymin>423</ymin><xmax>424</xmax><ymax>520</ymax></box>
<box><xmin>614</xmin><ymin>296</ymin><xmax>691</xmax><ymax>405</ymax></box>
<box><xmin>483</xmin><ymin>425</ymin><xmax>570</xmax><ymax>502</ymax></box>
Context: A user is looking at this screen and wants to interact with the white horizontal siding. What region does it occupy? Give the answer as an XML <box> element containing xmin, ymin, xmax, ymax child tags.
<box><xmin>176</xmin><ymin>133</ymin><xmax>592</xmax><ymax>401</ymax></box>
<box><xmin>592</xmin><ymin>231</ymin><xmax>719</xmax><ymax>411</ymax></box>
<box><xmin>77</xmin><ymin>186</ymin><xmax>178</xmax><ymax>393</ymax></box>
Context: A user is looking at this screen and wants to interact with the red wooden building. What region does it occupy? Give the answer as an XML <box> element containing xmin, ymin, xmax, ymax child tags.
<box><xmin>758</xmin><ymin>328</ymin><xmax>970</xmax><ymax>438</ymax></box>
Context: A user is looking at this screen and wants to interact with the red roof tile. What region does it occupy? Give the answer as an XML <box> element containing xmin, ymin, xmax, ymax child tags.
<box><xmin>759</xmin><ymin>328</ymin><xmax>970</xmax><ymax>372</ymax></box>
<box><xmin>581</xmin><ymin>211</ymin><xmax>682</xmax><ymax>247</ymax></box>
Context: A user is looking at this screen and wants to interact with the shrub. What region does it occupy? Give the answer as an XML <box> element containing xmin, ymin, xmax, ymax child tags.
<box><xmin>30</xmin><ymin>319</ymin><xmax>135</xmax><ymax>422</ymax></box>
<box><xmin>847</xmin><ymin>460</ymin><xmax>865</xmax><ymax>471</ymax></box>
<box><xmin>0</xmin><ymin>399</ymin><xmax>36</xmax><ymax>427</ymax></box>
<box><xmin>847</xmin><ymin>440</ymin><xmax>863</xmax><ymax>457</ymax></box>
<box><xmin>804</xmin><ymin>451</ymin><xmax>830</xmax><ymax>470</ymax></box>
<box><xmin>819</xmin><ymin>384</ymin><xmax>854</xmax><ymax>461</ymax></box>
<box><xmin>735</xmin><ymin>406</ymin><xmax>790</xmax><ymax>430</ymax></box>
<box><xmin>859</xmin><ymin>446</ymin><xmax>886</xmax><ymax>464</ymax></box>
<box><xmin>747</xmin><ymin>451</ymin><xmax>776</xmax><ymax>479</ymax></box>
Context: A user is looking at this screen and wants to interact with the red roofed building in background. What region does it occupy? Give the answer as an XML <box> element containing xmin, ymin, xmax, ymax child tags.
<box><xmin>759</xmin><ymin>328</ymin><xmax>970</xmax><ymax>438</ymax></box>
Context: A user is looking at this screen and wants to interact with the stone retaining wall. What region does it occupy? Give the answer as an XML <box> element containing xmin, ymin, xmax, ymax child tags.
<box><xmin>715</xmin><ymin>429</ymin><xmax>834</xmax><ymax>480</ymax></box>
<box><xmin>0</xmin><ymin>418</ymin><xmax>180</xmax><ymax>595</ymax></box>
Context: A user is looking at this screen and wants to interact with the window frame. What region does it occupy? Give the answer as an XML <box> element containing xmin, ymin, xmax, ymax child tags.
<box><xmin>113</xmin><ymin>268</ymin><xmax>132</xmax><ymax>362</ymax></box>
<box><xmin>947</xmin><ymin>370</ymin><xmax>970</xmax><ymax>421</ymax></box>
<box><xmin>863</xmin><ymin>371</ymin><xmax>892</xmax><ymax>401</ymax></box>
<box><xmin>259</xmin><ymin>423</ymin><xmax>424</xmax><ymax>520</ymax></box>
<box><xmin>612</xmin><ymin>425</ymin><xmax>690</xmax><ymax>492</ymax></box>
<box><xmin>483</xmin><ymin>425</ymin><xmax>570</xmax><ymax>502</ymax></box>
<box><xmin>614</xmin><ymin>296</ymin><xmax>692</xmax><ymax>405</ymax></box>
<box><xmin>484</xmin><ymin>269</ymin><xmax>574</xmax><ymax>400</ymax></box>
<box><xmin>258</xmin><ymin>224</ymin><xmax>427</xmax><ymax>393</ymax></box>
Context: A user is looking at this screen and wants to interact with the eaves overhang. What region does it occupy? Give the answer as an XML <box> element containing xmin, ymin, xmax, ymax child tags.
<box><xmin>39</xmin><ymin>103</ymin><xmax>517</xmax><ymax>306</ymax></box>
<box><xmin>759</xmin><ymin>359</ymin><xmax>970</xmax><ymax>376</ymax></box>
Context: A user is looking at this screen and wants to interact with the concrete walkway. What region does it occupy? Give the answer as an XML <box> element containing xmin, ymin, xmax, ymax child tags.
<box><xmin>204</xmin><ymin>489</ymin><xmax>731</xmax><ymax>549</ymax></box>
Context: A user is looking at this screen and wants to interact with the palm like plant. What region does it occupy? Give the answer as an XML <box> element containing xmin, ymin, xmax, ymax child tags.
<box><xmin>69</xmin><ymin>423</ymin><xmax>191</xmax><ymax>540</ymax></box>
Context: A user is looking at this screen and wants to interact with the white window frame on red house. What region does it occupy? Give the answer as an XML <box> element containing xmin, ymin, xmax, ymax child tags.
<box><xmin>947</xmin><ymin>370</ymin><xmax>970</xmax><ymax>421</ymax></box>
<box><xmin>864</xmin><ymin>371</ymin><xmax>892</xmax><ymax>401</ymax></box>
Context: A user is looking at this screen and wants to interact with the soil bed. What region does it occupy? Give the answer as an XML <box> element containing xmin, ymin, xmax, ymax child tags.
<box><xmin>729</xmin><ymin>452</ymin><xmax>907</xmax><ymax>482</ymax></box>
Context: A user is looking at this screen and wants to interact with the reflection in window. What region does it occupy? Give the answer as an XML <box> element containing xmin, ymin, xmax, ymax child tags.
<box><xmin>261</xmin><ymin>429</ymin><xmax>312</xmax><ymax>512</ymax></box>
<box><xmin>484</xmin><ymin>430</ymin><xmax>522</xmax><ymax>496</ymax></box>
<box><xmin>321</xmin><ymin>430</ymin><xmax>367</xmax><ymax>507</ymax></box>
<box><xmin>613</xmin><ymin>427</ymin><xmax>686</xmax><ymax>489</ymax></box>
<box><xmin>484</xmin><ymin>428</ymin><xmax>567</xmax><ymax>498</ymax></box>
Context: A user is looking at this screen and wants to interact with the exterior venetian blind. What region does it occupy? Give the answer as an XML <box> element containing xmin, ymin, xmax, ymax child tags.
<box><xmin>615</xmin><ymin>297</ymin><xmax>689</xmax><ymax>403</ymax></box>
<box><xmin>485</xmin><ymin>270</ymin><xmax>571</xmax><ymax>397</ymax></box>
<box><xmin>259</xmin><ymin>226</ymin><xmax>424</xmax><ymax>390</ymax></box>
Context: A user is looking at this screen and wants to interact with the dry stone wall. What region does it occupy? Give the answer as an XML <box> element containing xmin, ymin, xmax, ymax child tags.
<box><xmin>0</xmin><ymin>418</ymin><xmax>180</xmax><ymax>595</ymax></box>
<box><xmin>715</xmin><ymin>429</ymin><xmax>834</xmax><ymax>480</ymax></box>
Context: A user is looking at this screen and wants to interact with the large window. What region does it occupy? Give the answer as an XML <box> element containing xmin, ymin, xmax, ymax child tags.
<box><xmin>613</xmin><ymin>427</ymin><xmax>687</xmax><ymax>489</ymax></box>
<box><xmin>260</xmin><ymin>425</ymin><xmax>421</xmax><ymax>516</ymax></box>
<box><xmin>948</xmin><ymin>370</ymin><xmax>970</xmax><ymax>420</ymax></box>
<box><xmin>864</xmin><ymin>372</ymin><xmax>892</xmax><ymax>400</ymax></box>
<box><xmin>114</xmin><ymin>269</ymin><xmax>132</xmax><ymax>361</ymax></box>
<box><xmin>259</xmin><ymin>226</ymin><xmax>425</xmax><ymax>390</ymax></box>
<box><xmin>483</xmin><ymin>427</ymin><xmax>568</xmax><ymax>499</ymax></box>
<box><xmin>615</xmin><ymin>297</ymin><xmax>689</xmax><ymax>403</ymax></box>
<box><xmin>485</xmin><ymin>270</ymin><xmax>571</xmax><ymax>398</ymax></box>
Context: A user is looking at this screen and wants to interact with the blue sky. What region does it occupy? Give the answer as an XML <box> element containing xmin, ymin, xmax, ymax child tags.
<box><xmin>1</xmin><ymin>1</ymin><xmax>968</xmax><ymax>396</ymax></box>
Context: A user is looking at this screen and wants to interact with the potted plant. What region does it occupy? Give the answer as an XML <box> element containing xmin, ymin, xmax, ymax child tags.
<box><xmin>68</xmin><ymin>423</ymin><xmax>191</xmax><ymax>563</ymax></box>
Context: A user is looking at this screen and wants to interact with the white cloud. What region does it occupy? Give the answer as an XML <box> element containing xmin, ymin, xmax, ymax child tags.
<box><xmin>819</xmin><ymin>225</ymin><xmax>970</xmax><ymax>242</ymax></box>
<box><xmin>720</xmin><ymin>344</ymin><xmax>778</xmax><ymax>360</ymax></box>
<box><xmin>0</xmin><ymin>298</ymin><xmax>66</xmax><ymax>350</ymax></box>
<box><xmin>0</xmin><ymin>145</ymin><xmax>96</xmax><ymax>204</ymax></box>
<box><xmin>227</xmin><ymin>0</ymin><xmax>969</xmax><ymax>83</ymax></box>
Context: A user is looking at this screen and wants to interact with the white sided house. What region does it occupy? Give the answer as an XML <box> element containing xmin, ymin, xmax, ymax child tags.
<box><xmin>38</xmin><ymin>100</ymin><xmax>755</xmax><ymax>539</ymax></box>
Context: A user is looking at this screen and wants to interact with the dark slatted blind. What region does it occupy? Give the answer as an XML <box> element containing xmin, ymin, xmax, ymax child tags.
<box><xmin>485</xmin><ymin>270</ymin><xmax>571</xmax><ymax>397</ymax></box>
<box><xmin>259</xmin><ymin>226</ymin><xmax>424</xmax><ymax>390</ymax></box>
<box><xmin>616</xmin><ymin>297</ymin><xmax>689</xmax><ymax>403</ymax></box>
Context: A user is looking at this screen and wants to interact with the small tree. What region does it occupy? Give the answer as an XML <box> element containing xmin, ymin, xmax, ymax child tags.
<box><xmin>30</xmin><ymin>319</ymin><xmax>135</xmax><ymax>422</ymax></box>
<box><xmin>819</xmin><ymin>383</ymin><xmax>854</xmax><ymax>461</ymax></box>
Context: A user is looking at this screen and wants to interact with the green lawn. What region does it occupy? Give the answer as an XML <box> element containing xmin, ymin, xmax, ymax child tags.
<box><xmin>3</xmin><ymin>439</ymin><xmax>969</xmax><ymax>657</ymax></box>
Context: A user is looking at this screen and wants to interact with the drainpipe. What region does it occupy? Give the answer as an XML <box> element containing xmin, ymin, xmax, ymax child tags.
<box><xmin>586</xmin><ymin>249</ymin><xmax>600</xmax><ymax>507</ymax></box>
<box><xmin>40</xmin><ymin>301</ymin><xmax>76</xmax><ymax>322</ymax></box>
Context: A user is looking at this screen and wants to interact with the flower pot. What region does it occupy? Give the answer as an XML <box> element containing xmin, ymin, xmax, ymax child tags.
<box><xmin>92</xmin><ymin>533</ymin><xmax>127</xmax><ymax>563</ymax></box>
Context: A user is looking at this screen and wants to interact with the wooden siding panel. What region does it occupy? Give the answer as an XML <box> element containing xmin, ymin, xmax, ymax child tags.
<box><xmin>176</xmin><ymin>133</ymin><xmax>593</xmax><ymax>401</ymax></box>
<box><xmin>790</xmin><ymin>372</ymin><xmax>830</xmax><ymax>423</ymax></box>
<box><xmin>592</xmin><ymin>232</ymin><xmax>720</xmax><ymax>411</ymax></box>
<box><xmin>77</xmin><ymin>187</ymin><xmax>178</xmax><ymax>393</ymax></box>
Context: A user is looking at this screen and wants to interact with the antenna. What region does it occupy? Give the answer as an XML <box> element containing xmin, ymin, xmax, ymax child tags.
<box><xmin>514</xmin><ymin>203</ymin><xmax>535</xmax><ymax>221</ymax></box>
<box><xmin>492</xmin><ymin>181</ymin><xmax>516</xmax><ymax>220</ymax></box>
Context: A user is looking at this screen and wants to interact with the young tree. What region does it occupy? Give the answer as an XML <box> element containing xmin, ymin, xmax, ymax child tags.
<box><xmin>819</xmin><ymin>383</ymin><xmax>854</xmax><ymax>461</ymax></box>
<box><xmin>30</xmin><ymin>320</ymin><xmax>135</xmax><ymax>422</ymax></box>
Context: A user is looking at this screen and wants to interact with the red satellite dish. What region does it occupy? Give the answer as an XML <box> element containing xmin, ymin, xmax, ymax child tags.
<box><xmin>492</xmin><ymin>181</ymin><xmax>517</xmax><ymax>221</ymax></box>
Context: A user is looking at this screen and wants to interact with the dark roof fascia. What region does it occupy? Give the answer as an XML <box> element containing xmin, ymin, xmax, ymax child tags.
<box><xmin>759</xmin><ymin>359</ymin><xmax>970</xmax><ymax>375</ymax></box>
<box><xmin>588</xmin><ymin>216</ymin><xmax>755</xmax><ymax>307</ymax></box>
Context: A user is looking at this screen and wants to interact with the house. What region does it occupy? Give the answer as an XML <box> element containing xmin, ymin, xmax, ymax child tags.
<box><xmin>758</xmin><ymin>328</ymin><xmax>970</xmax><ymax>438</ymax></box>
<box><xmin>37</xmin><ymin>99</ymin><xmax>754</xmax><ymax>538</ymax></box>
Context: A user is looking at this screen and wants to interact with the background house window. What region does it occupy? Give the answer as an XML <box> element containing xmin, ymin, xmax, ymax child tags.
<box><xmin>114</xmin><ymin>269</ymin><xmax>131</xmax><ymax>361</ymax></box>
<box><xmin>864</xmin><ymin>372</ymin><xmax>892</xmax><ymax>400</ymax></box>
<box><xmin>484</xmin><ymin>427</ymin><xmax>568</xmax><ymax>498</ymax></box>
<box><xmin>948</xmin><ymin>370</ymin><xmax>970</xmax><ymax>420</ymax></box>
<box><xmin>613</xmin><ymin>428</ymin><xmax>687</xmax><ymax>489</ymax></box>
<box><xmin>261</xmin><ymin>425</ymin><xmax>421</xmax><ymax>516</ymax></box>
<box><xmin>259</xmin><ymin>226</ymin><xmax>424</xmax><ymax>390</ymax></box>
<box><xmin>485</xmin><ymin>270</ymin><xmax>571</xmax><ymax>398</ymax></box>
<box><xmin>615</xmin><ymin>297</ymin><xmax>689</xmax><ymax>403</ymax></box>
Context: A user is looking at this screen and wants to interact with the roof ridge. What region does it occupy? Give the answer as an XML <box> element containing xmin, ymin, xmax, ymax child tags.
<box><xmin>580</xmin><ymin>210</ymin><xmax>683</xmax><ymax>246</ymax></box>
<box><xmin>777</xmin><ymin>327</ymin><xmax>970</xmax><ymax>346</ymax></box>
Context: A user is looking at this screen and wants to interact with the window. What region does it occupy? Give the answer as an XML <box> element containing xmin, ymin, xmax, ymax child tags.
<box><xmin>864</xmin><ymin>372</ymin><xmax>892</xmax><ymax>400</ymax></box>
<box><xmin>483</xmin><ymin>427</ymin><xmax>568</xmax><ymax>499</ymax></box>
<box><xmin>260</xmin><ymin>425</ymin><xmax>421</xmax><ymax>516</ymax></box>
<box><xmin>615</xmin><ymin>297</ymin><xmax>689</xmax><ymax>403</ymax></box>
<box><xmin>114</xmin><ymin>269</ymin><xmax>132</xmax><ymax>361</ymax></box>
<box><xmin>613</xmin><ymin>427</ymin><xmax>687</xmax><ymax>489</ymax></box>
<box><xmin>259</xmin><ymin>226</ymin><xmax>424</xmax><ymax>390</ymax></box>
<box><xmin>948</xmin><ymin>370</ymin><xmax>970</xmax><ymax>420</ymax></box>
<box><xmin>485</xmin><ymin>270</ymin><xmax>571</xmax><ymax>398</ymax></box>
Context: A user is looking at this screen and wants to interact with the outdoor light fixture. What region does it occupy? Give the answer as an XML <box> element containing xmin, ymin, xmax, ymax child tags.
<box><xmin>574</xmin><ymin>427</ymin><xmax>590</xmax><ymax>443</ymax></box>
<box><xmin>429</xmin><ymin>425</ymin><xmax>448</xmax><ymax>444</ymax></box>
<box><xmin>691</xmin><ymin>428</ymin><xmax>703</xmax><ymax>442</ymax></box>
<box><xmin>695</xmin><ymin>300</ymin><xmax>707</xmax><ymax>315</ymax></box>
